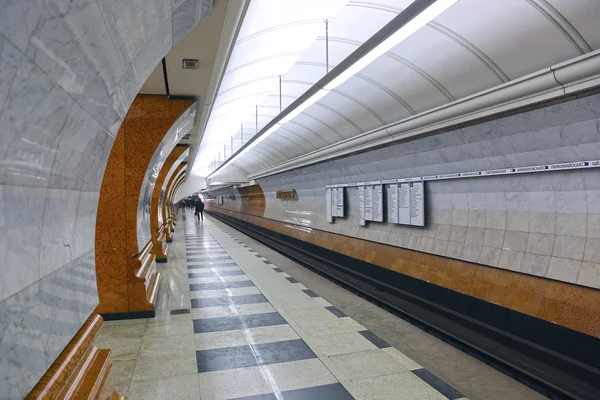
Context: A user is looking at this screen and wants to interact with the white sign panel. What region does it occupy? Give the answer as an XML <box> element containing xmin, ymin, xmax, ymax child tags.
<box><xmin>386</xmin><ymin>184</ymin><xmax>398</xmax><ymax>224</ymax></box>
<box><xmin>398</xmin><ymin>183</ymin><xmax>410</xmax><ymax>225</ymax></box>
<box><xmin>372</xmin><ymin>185</ymin><xmax>383</xmax><ymax>222</ymax></box>
<box><xmin>326</xmin><ymin>188</ymin><xmax>333</xmax><ymax>223</ymax></box>
<box><xmin>358</xmin><ymin>186</ymin><xmax>366</xmax><ymax>226</ymax></box>
<box><xmin>409</xmin><ymin>182</ymin><xmax>425</xmax><ymax>226</ymax></box>
<box><xmin>336</xmin><ymin>187</ymin><xmax>344</xmax><ymax>217</ymax></box>
<box><xmin>364</xmin><ymin>185</ymin><xmax>373</xmax><ymax>221</ymax></box>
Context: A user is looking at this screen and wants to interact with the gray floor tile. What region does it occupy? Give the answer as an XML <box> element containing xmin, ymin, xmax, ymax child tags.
<box><xmin>196</xmin><ymin>344</ymin><xmax>258</xmax><ymax>372</ymax></box>
<box><xmin>198</xmin><ymin>366</ymin><xmax>272</xmax><ymax>399</ymax></box>
<box><xmin>188</xmin><ymin>269</ymin><xmax>245</xmax><ymax>278</ymax></box>
<box><xmin>193</xmin><ymin>312</ymin><xmax>287</xmax><ymax>333</ymax></box>
<box><xmin>359</xmin><ymin>330</ymin><xmax>391</xmax><ymax>349</ymax></box>
<box><xmin>412</xmin><ymin>368</ymin><xmax>464</xmax><ymax>400</ymax></box>
<box><xmin>190</xmin><ymin>280</ymin><xmax>255</xmax><ymax>291</ymax></box>
<box><xmin>194</xmin><ymin>315</ymin><xmax>244</xmax><ymax>333</ymax></box>
<box><xmin>234</xmin><ymin>383</ymin><xmax>354</xmax><ymax>400</ymax></box>
<box><xmin>252</xmin><ymin>339</ymin><xmax>317</xmax><ymax>365</ymax></box>
<box><xmin>273</xmin><ymin>268</ymin><xmax>284</xmax><ymax>272</ymax></box>
<box><xmin>325</xmin><ymin>306</ymin><xmax>347</xmax><ymax>318</ymax></box>
<box><xmin>191</xmin><ymin>294</ymin><xmax>269</xmax><ymax>309</ymax></box>
<box><xmin>188</xmin><ymin>262</ymin><xmax>238</xmax><ymax>269</ymax></box>
<box><xmin>286</xmin><ymin>277</ymin><xmax>300</xmax><ymax>284</ymax></box>
<box><xmin>302</xmin><ymin>289</ymin><xmax>319</xmax><ymax>298</ymax></box>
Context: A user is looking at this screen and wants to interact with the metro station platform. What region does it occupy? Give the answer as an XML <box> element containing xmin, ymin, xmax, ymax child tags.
<box><xmin>95</xmin><ymin>212</ymin><xmax>545</xmax><ymax>400</ymax></box>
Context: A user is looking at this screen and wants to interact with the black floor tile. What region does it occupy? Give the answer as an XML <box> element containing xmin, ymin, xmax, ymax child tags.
<box><xmin>194</xmin><ymin>315</ymin><xmax>244</xmax><ymax>333</ymax></box>
<box><xmin>187</xmin><ymin>262</ymin><xmax>239</xmax><ymax>269</ymax></box>
<box><xmin>252</xmin><ymin>339</ymin><xmax>316</xmax><ymax>365</ymax></box>
<box><xmin>193</xmin><ymin>312</ymin><xmax>286</xmax><ymax>333</ymax></box>
<box><xmin>190</xmin><ymin>280</ymin><xmax>254</xmax><ymax>291</ymax></box>
<box><xmin>273</xmin><ymin>268</ymin><xmax>284</xmax><ymax>273</ymax></box>
<box><xmin>302</xmin><ymin>289</ymin><xmax>319</xmax><ymax>298</ymax></box>
<box><xmin>191</xmin><ymin>294</ymin><xmax>268</xmax><ymax>308</ymax></box>
<box><xmin>412</xmin><ymin>369</ymin><xmax>464</xmax><ymax>400</ymax></box>
<box><xmin>234</xmin><ymin>383</ymin><xmax>354</xmax><ymax>400</ymax></box>
<box><xmin>286</xmin><ymin>277</ymin><xmax>299</xmax><ymax>284</ymax></box>
<box><xmin>325</xmin><ymin>306</ymin><xmax>347</xmax><ymax>318</ymax></box>
<box><xmin>264</xmin><ymin>261</ymin><xmax>273</xmax><ymax>265</ymax></box>
<box><xmin>196</xmin><ymin>345</ymin><xmax>258</xmax><ymax>372</ymax></box>
<box><xmin>188</xmin><ymin>269</ymin><xmax>244</xmax><ymax>278</ymax></box>
<box><xmin>358</xmin><ymin>330</ymin><xmax>391</xmax><ymax>349</ymax></box>
<box><xmin>238</xmin><ymin>312</ymin><xmax>287</xmax><ymax>329</ymax></box>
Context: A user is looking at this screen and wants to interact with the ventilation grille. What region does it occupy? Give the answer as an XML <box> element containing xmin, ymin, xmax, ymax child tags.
<box><xmin>170</xmin><ymin>308</ymin><xmax>190</xmax><ymax>315</ymax></box>
<box><xmin>182</xmin><ymin>59</ymin><xmax>199</xmax><ymax>69</ymax></box>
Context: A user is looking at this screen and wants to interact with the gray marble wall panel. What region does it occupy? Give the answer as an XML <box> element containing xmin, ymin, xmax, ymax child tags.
<box><xmin>137</xmin><ymin>107</ymin><xmax>195</xmax><ymax>252</ymax></box>
<box><xmin>160</xmin><ymin>149</ymin><xmax>189</xmax><ymax>223</ymax></box>
<box><xmin>216</xmin><ymin>93</ymin><xmax>600</xmax><ymax>291</ymax></box>
<box><xmin>0</xmin><ymin>1</ymin><xmax>212</xmax><ymax>398</ymax></box>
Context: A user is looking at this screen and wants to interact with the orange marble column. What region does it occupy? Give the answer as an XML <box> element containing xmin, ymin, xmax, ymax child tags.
<box><xmin>163</xmin><ymin>162</ymin><xmax>186</xmax><ymax>231</ymax></box>
<box><xmin>150</xmin><ymin>145</ymin><xmax>187</xmax><ymax>260</ymax></box>
<box><xmin>95</xmin><ymin>95</ymin><xmax>194</xmax><ymax>316</ymax></box>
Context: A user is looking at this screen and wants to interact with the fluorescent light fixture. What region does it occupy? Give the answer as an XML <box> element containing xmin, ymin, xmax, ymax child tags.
<box><xmin>208</xmin><ymin>0</ymin><xmax>458</xmax><ymax>178</ymax></box>
<box><xmin>279</xmin><ymin>89</ymin><xmax>329</xmax><ymax>124</ymax></box>
<box><xmin>324</xmin><ymin>0</ymin><xmax>458</xmax><ymax>90</ymax></box>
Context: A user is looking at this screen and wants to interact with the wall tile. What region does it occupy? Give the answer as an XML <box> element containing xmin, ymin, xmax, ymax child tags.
<box><xmin>486</xmin><ymin>210</ymin><xmax>506</xmax><ymax>230</ymax></box>
<box><xmin>556</xmin><ymin>213</ymin><xmax>587</xmax><ymax>237</ymax></box>
<box><xmin>547</xmin><ymin>257</ymin><xmax>581</xmax><ymax>283</ymax></box>
<box><xmin>587</xmin><ymin>214</ymin><xmax>600</xmax><ymax>238</ymax></box>
<box><xmin>577</xmin><ymin>262</ymin><xmax>600</xmax><ymax>289</ymax></box>
<box><xmin>468</xmin><ymin>210</ymin><xmax>486</xmax><ymax>228</ymax></box>
<box><xmin>478</xmin><ymin>246</ymin><xmax>501</xmax><ymax>266</ymax></box>
<box><xmin>521</xmin><ymin>254</ymin><xmax>551</xmax><ymax>276</ymax></box>
<box><xmin>502</xmin><ymin>231</ymin><xmax>528</xmax><ymax>252</ymax></box>
<box><xmin>465</xmin><ymin>227</ymin><xmax>485</xmax><ymax>246</ymax></box>
<box><xmin>552</xmin><ymin>235</ymin><xmax>585</xmax><ymax>260</ymax></box>
<box><xmin>506</xmin><ymin>210</ymin><xmax>529</xmax><ymax>232</ymax></box>
<box><xmin>483</xmin><ymin>229</ymin><xmax>505</xmax><ymax>248</ymax></box>
<box><xmin>461</xmin><ymin>244</ymin><xmax>482</xmax><ymax>263</ymax></box>
<box><xmin>452</xmin><ymin>209</ymin><xmax>469</xmax><ymax>226</ymax></box>
<box><xmin>526</xmin><ymin>233</ymin><xmax>555</xmax><ymax>256</ymax></box>
<box><xmin>529</xmin><ymin>211</ymin><xmax>556</xmax><ymax>234</ymax></box>
<box><xmin>0</xmin><ymin>185</ymin><xmax>46</xmax><ymax>302</ymax></box>
<box><xmin>583</xmin><ymin>238</ymin><xmax>600</xmax><ymax>263</ymax></box>
<box><xmin>497</xmin><ymin>250</ymin><xmax>524</xmax><ymax>271</ymax></box>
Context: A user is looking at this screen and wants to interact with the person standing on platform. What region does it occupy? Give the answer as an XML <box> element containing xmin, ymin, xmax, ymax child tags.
<box><xmin>195</xmin><ymin>198</ymin><xmax>204</xmax><ymax>221</ymax></box>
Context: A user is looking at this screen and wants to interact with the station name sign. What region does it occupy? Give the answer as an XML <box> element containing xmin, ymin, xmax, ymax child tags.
<box><xmin>276</xmin><ymin>189</ymin><xmax>296</xmax><ymax>200</ymax></box>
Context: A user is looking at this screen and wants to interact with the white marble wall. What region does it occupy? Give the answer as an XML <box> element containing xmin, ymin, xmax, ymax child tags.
<box><xmin>216</xmin><ymin>93</ymin><xmax>600</xmax><ymax>291</ymax></box>
<box><xmin>0</xmin><ymin>1</ymin><xmax>212</xmax><ymax>398</ymax></box>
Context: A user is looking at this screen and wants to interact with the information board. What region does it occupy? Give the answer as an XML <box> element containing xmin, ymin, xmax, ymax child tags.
<box><xmin>336</xmin><ymin>187</ymin><xmax>344</xmax><ymax>217</ymax></box>
<box><xmin>386</xmin><ymin>184</ymin><xmax>398</xmax><ymax>224</ymax></box>
<box><xmin>358</xmin><ymin>186</ymin><xmax>366</xmax><ymax>226</ymax></box>
<box><xmin>398</xmin><ymin>183</ymin><xmax>410</xmax><ymax>225</ymax></box>
<box><xmin>372</xmin><ymin>184</ymin><xmax>383</xmax><ymax>222</ymax></box>
<box><xmin>409</xmin><ymin>182</ymin><xmax>425</xmax><ymax>226</ymax></box>
<box><xmin>326</xmin><ymin>188</ymin><xmax>333</xmax><ymax>223</ymax></box>
<box><xmin>364</xmin><ymin>185</ymin><xmax>373</xmax><ymax>221</ymax></box>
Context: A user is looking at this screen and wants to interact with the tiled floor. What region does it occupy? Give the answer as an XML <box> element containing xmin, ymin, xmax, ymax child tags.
<box><xmin>95</xmin><ymin>212</ymin><xmax>543</xmax><ymax>399</ymax></box>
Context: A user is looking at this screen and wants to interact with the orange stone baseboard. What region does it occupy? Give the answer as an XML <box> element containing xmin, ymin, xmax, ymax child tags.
<box><xmin>151</xmin><ymin>225</ymin><xmax>169</xmax><ymax>262</ymax></box>
<box><xmin>27</xmin><ymin>314</ymin><xmax>125</xmax><ymax>400</ymax></box>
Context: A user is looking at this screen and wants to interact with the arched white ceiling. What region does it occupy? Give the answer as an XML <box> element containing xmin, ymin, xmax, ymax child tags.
<box><xmin>193</xmin><ymin>0</ymin><xmax>600</xmax><ymax>178</ymax></box>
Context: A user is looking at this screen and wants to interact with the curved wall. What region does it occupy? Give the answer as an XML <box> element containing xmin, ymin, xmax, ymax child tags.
<box><xmin>0</xmin><ymin>1</ymin><xmax>212</xmax><ymax>397</ymax></box>
<box><xmin>137</xmin><ymin>105</ymin><xmax>195</xmax><ymax>251</ymax></box>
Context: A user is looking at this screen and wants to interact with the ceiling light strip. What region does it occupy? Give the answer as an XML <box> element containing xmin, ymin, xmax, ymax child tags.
<box><xmin>207</xmin><ymin>0</ymin><xmax>457</xmax><ymax>179</ymax></box>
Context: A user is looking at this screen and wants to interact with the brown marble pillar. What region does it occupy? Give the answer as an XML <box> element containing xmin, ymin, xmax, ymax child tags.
<box><xmin>150</xmin><ymin>145</ymin><xmax>188</xmax><ymax>261</ymax></box>
<box><xmin>95</xmin><ymin>95</ymin><xmax>194</xmax><ymax>317</ymax></box>
<box><xmin>163</xmin><ymin>162</ymin><xmax>186</xmax><ymax>232</ymax></box>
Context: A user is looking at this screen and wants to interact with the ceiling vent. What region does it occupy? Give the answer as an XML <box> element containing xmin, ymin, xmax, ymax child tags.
<box><xmin>182</xmin><ymin>59</ymin><xmax>200</xmax><ymax>69</ymax></box>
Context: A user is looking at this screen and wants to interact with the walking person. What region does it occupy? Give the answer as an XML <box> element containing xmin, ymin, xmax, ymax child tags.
<box><xmin>195</xmin><ymin>198</ymin><xmax>204</xmax><ymax>221</ymax></box>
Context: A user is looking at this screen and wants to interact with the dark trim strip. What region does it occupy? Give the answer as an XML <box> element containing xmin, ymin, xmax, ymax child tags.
<box><xmin>101</xmin><ymin>309</ymin><xmax>155</xmax><ymax>321</ymax></box>
<box><xmin>207</xmin><ymin>210</ymin><xmax>600</xmax><ymax>400</ymax></box>
<box><xmin>162</xmin><ymin>58</ymin><xmax>170</xmax><ymax>97</ymax></box>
